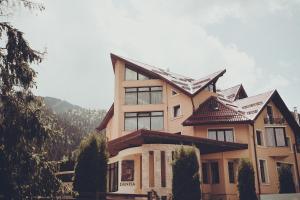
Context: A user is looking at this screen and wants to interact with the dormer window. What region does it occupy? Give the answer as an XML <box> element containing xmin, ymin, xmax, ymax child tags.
<box><xmin>125</xmin><ymin>66</ymin><xmax>150</xmax><ymax>80</ymax></box>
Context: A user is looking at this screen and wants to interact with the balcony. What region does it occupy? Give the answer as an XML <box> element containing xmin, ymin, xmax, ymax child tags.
<box><xmin>264</xmin><ymin>117</ymin><xmax>285</xmax><ymax>125</ymax></box>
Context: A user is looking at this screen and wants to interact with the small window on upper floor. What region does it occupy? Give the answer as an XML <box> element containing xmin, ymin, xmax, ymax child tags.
<box><xmin>256</xmin><ymin>130</ymin><xmax>263</xmax><ymax>146</ymax></box>
<box><xmin>171</xmin><ymin>89</ymin><xmax>178</xmax><ymax>96</ymax></box>
<box><xmin>173</xmin><ymin>105</ymin><xmax>181</xmax><ymax>118</ymax></box>
<box><xmin>125</xmin><ymin>66</ymin><xmax>150</xmax><ymax>80</ymax></box>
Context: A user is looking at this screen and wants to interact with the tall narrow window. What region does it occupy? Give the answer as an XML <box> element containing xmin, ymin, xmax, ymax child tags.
<box><xmin>228</xmin><ymin>161</ymin><xmax>235</xmax><ymax>183</ymax></box>
<box><xmin>256</xmin><ymin>130</ymin><xmax>263</xmax><ymax>146</ymax></box>
<box><xmin>149</xmin><ymin>151</ymin><xmax>155</xmax><ymax>187</ymax></box>
<box><xmin>259</xmin><ymin>160</ymin><xmax>268</xmax><ymax>183</ymax></box>
<box><xmin>108</xmin><ymin>162</ymin><xmax>119</xmax><ymax>192</ymax></box>
<box><xmin>173</xmin><ymin>105</ymin><xmax>181</xmax><ymax>118</ymax></box>
<box><xmin>211</xmin><ymin>162</ymin><xmax>220</xmax><ymax>184</ymax></box>
<box><xmin>161</xmin><ymin>151</ymin><xmax>166</xmax><ymax>187</ymax></box>
<box><xmin>267</xmin><ymin>105</ymin><xmax>274</xmax><ymax>124</ymax></box>
<box><xmin>202</xmin><ymin>163</ymin><xmax>209</xmax><ymax>184</ymax></box>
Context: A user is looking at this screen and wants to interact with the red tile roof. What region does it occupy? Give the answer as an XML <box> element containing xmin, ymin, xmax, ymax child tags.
<box><xmin>183</xmin><ymin>96</ymin><xmax>251</xmax><ymax>126</ymax></box>
<box><xmin>96</xmin><ymin>103</ymin><xmax>114</xmax><ymax>131</ymax></box>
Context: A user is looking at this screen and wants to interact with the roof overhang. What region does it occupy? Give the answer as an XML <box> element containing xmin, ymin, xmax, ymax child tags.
<box><xmin>108</xmin><ymin>129</ymin><xmax>248</xmax><ymax>157</ymax></box>
<box><xmin>96</xmin><ymin>103</ymin><xmax>114</xmax><ymax>131</ymax></box>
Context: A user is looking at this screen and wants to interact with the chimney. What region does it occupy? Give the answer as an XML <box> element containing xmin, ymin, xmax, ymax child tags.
<box><xmin>294</xmin><ymin>107</ymin><xmax>300</xmax><ymax>125</ymax></box>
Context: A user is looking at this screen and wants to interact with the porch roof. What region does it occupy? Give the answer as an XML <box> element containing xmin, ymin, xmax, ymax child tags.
<box><xmin>107</xmin><ymin>129</ymin><xmax>248</xmax><ymax>157</ymax></box>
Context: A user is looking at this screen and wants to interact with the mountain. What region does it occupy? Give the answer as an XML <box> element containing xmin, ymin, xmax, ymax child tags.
<box><xmin>43</xmin><ymin>97</ymin><xmax>106</xmax><ymax>160</ymax></box>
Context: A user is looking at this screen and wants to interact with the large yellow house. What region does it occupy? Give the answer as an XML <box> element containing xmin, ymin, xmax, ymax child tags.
<box><xmin>97</xmin><ymin>53</ymin><xmax>300</xmax><ymax>200</ymax></box>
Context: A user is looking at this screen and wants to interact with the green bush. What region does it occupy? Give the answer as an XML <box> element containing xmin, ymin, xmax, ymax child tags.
<box><xmin>172</xmin><ymin>146</ymin><xmax>201</xmax><ymax>200</ymax></box>
<box><xmin>73</xmin><ymin>133</ymin><xmax>108</xmax><ymax>196</ymax></box>
<box><xmin>237</xmin><ymin>159</ymin><xmax>257</xmax><ymax>200</ymax></box>
<box><xmin>278</xmin><ymin>165</ymin><xmax>296</xmax><ymax>193</ymax></box>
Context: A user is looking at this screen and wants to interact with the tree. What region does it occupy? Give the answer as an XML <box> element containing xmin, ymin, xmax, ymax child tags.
<box><xmin>0</xmin><ymin>1</ymin><xmax>61</xmax><ymax>199</ymax></box>
<box><xmin>278</xmin><ymin>165</ymin><xmax>296</xmax><ymax>193</ymax></box>
<box><xmin>237</xmin><ymin>159</ymin><xmax>257</xmax><ymax>200</ymax></box>
<box><xmin>172</xmin><ymin>146</ymin><xmax>201</xmax><ymax>200</ymax></box>
<box><xmin>73</xmin><ymin>133</ymin><xmax>108</xmax><ymax>198</ymax></box>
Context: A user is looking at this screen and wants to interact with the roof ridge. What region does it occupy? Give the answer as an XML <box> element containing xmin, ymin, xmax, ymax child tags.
<box><xmin>220</xmin><ymin>83</ymin><xmax>242</xmax><ymax>91</ymax></box>
<box><xmin>233</xmin><ymin>89</ymin><xmax>275</xmax><ymax>103</ymax></box>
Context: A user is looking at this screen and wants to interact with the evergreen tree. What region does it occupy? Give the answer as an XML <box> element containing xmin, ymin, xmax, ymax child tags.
<box><xmin>0</xmin><ymin>1</ymin><xmax>61</xmax><ymax>198</ymax></box>
<box><xmin>172</xmin><ymin>146</ymin><xmax>201</xmax><ymax>200</ymax></box>
<box><xmin>278</xmin><ymin>165</ymin><xmax>296</xmax><ymax>193</ymax></box>
<box><xmin>237</xmin><ymin>159</ymin><xmax>257</xmax><ymax>200</ymax></box>
<box><xmin>73</xmin><ymin>133</ymin><xmax>108</xmax><ymax>197</ymax></box>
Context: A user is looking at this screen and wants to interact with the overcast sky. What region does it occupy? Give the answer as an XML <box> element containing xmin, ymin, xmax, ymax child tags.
<box><xmin>3</xmin><ymin>0</ymin><xmax>300</xmax><ymax>111</ymax></box>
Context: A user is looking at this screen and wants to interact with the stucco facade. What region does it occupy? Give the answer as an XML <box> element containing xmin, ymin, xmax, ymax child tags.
<box><xmin>98</xmin><ymin>53</ymin><xmax>300</xmax><ymax>200</ymax></box>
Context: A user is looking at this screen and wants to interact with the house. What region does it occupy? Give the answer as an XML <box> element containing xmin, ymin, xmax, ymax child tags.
<box><xmin>97</xmin><ymin>53</ymin><xmax>300</xmax><ymax>200</ymax></box>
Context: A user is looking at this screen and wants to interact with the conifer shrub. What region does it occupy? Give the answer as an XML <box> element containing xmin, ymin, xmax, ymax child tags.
<box><xmin>172</xmin><ymin>146</ymin><xmax>201</xmax><ymax>200</ymax></box>
<box><xmin>237</xmin><ymin>159</ymin><xmax>257</xmax><ymax>200</ymax></box>
<box><xmin>278</xmin><ymin>165</ymin><xmax>296</xmax><ymax>193</ymax></box>
<box><xmin>73</xmin><ymin>133</ymin><xmax>108</xmax><ymax>198</ymax></box>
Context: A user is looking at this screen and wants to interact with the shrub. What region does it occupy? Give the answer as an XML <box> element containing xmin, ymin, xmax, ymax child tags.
<box><xmin>172</xmin><ymin>146</ymin><xmax>201</xmax><ymax>200</ymax></box>
<box><xmin>237</xmin><ymin>159</ymin><xmax>257</xmax><ymax>200</ymax></box>
<box><xmin>278</xmin><ymin>165</ymin><xmax>296</xmax><ymax>193</ymax></box>
<box><xmin>73</xmin><ymin>133</ymin><xmax>108</xmax><ymax>197</ymax></box>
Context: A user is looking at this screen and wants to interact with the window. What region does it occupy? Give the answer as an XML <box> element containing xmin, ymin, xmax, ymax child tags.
<box><xmin>267</xmin><ymin>105</ymin><xmax>274</xmax><ymax>124</ymax></box>
<box><xmin>202</xmin><ymin>163</ymin><xmax>209</xmax><ymax>184</ymax></box>
<box><xmin>205</xmin><ymin>83</ymin><xmax>216</xmax><ymax>92</ymax></box>
<box><xmin>125</xmin><ymin>86</ymin><xmax>162</xmax><ymax>105</ymax></box>
<box><xmin>173</xmin><ymin>105</ymin><xmax>181</xmax><ymax>118</ymax></box>
<box><xmin>125</xmin><ymin>66</ymin><xmax>149</xmax><ymax>80</ymax></box>
<box><xmin>172</xmin><ymin>89</ymin><xmax>178</xmax><ymax>96</ymax></box>
<box><xmin>259</xmin><ymin>160</ymin><xmax>268</xmax><ymax>183</ymax></box>
<box><xmin>124</xmin><ymin>112</ymin><xmax>164</xmax><ymax>131</ymax></box>
<box><xmin>265</xmin><ymin>127</ymin><xmax>286</xmax><ymax>147</ymax></box>
<box><xmin>108</xmin><ymin>162</ymin><xmax>119</xmax><ymax>192</ymax></box>
<box><xmin>208</xmin><ymin>129</ymin><xmax>234</xmax><ymax>142</ymax></box>
<box><xmin>211</xmin><ymin>162</ymin><xmax>220</xmax><ymax>184</ymax></box>
<box><xmin>276</xmin><ymin>163</ymin><xmax>294</xmax><ymax>178</ymax></box>
<box><xmin>149</xmin><ymin>151</ymin><xmax>155</xmax><ymax>187</ymax></box>
<box><xmin>161</xmin><ymin>151</ymin><xmax>166</xmax><ymax>187</ymax></box>
<box><xmin>228</xmin><ymin>161</ymin><xmax>235</xmax><ymax>183</ymax></box>
<box><xmin>121</xmin><ymin>160</ymin><xmax>134</xmax><ymax>181</ymax></box>
<box><xmin>256</xmin><ymin>130</ymin><xmax>263</xmax><ymax>146</ymax></box>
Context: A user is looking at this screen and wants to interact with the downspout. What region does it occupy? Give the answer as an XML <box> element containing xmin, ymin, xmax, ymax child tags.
<box><xmin>251</xmin><ymin>123</ymin><xmax>261</xmax><ymax>199</ymax></box>
<box><xmin>190</xmin><ymin>96</ymin><xmax>195</xmax><ymax>111</ymax></box>
<box><xmin>293</xmin><ymin>144</ymin><xmax>300</xmax><ymax>191</ymax></box>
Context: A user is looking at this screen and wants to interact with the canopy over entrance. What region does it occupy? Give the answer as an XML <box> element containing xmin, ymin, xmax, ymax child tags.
<box><xmin>108</xmin><ymin>129</ymin><xmax>248</xmax><ymax>156</ymax></box>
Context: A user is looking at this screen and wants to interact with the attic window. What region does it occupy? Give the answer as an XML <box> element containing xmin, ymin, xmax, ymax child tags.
<box><xmin>125</xmin><ymin>66</ymin><xmax>150</xmax><ymax>80</ymax></box>
<box><xmin>210</xmin><ymin>101</ymin><xmax>219</xmax><ymax>111</ymax></box>
<box><xmin>172</xmin><ymin>89</ymin><xmax>178</xmax><ymax>96</ymax></box>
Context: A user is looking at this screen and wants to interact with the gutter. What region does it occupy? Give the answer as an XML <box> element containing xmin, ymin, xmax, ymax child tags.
<box><xmin>251</xmin><ymin>123</ymin><xmax>261</xmax><ymax>199</ymax></box>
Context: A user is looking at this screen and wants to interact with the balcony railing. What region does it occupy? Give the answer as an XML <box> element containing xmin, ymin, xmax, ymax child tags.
<box><xmin>264</xmin><ymin>117</ymin><xmax>285</xmax><ymax>125</ymax></box>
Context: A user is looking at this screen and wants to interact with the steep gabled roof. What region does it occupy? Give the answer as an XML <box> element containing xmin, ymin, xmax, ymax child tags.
<box><xmin>218</xmin><ymin>84</ymin><xmax>248</xmax><ymax>102</ymax></box>
<box><xmin>111</xmin><ymin>53</ymin><xmax>226</xmax><ymax>96</ymax></box>
<box><xmin>183</xmin><ymin>96</ymin><xmax>251</xmax><ymax>126</ymax></box>
<box><xmin>96</xmin><ymin>103</ymin><xmax>114</xmax><ymax>131</ymax></box>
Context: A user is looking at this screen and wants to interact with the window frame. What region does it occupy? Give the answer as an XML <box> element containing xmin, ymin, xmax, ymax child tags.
<box><xmin>172</xmin><ymin>104</ymin><xmax>181</xmax><ymax>118</ymax></box>
<box><xmin>211</xmin><ymin>161</ymin><xmax>220</xmax><ymax>184</ymax></box>
<box><xmin>256</xmin><ymin>130</ymin><xmax>264</xmax><ymax>146</ymax></box>
<box><xmin>125</xmin><ymin>86</ymin><xmax>163</xmax><ymax>105</ymax></box>
<box><xmin>265</xmin><ymin>127</ymin><xmax>287</xmax><ymax>147</ymax></box>
<box><xmin>125</xmin><ymin>66</ymin><xmax>150</xmax><ymax>81</ymax></box>
<box><xmin>201</xmin><ymin>162</ymin><xmax>210</xmax><ymax>184</ymax></box>
<box><xmin>228</xmin><ymin>161</ymin><xmax>235</xmax><ymax>184</ymax></box>
<box><xmin>259</xmin><ymin>159</ymin><xmax>269</xmax><ymax>184</ymax></box>
<box><xmin>124</xmin><ymin>111</ymin><xmax>164</xmax><ymax>131</ymax></box>
<box><xmin>108</xmin><ymin>162</ymin><xmax>119</xmax><ymax>192</ymax></box>
<box><xmin>207</xmin><ymin>128</ymin><xmax>235</xmax><ymax>142</ymax></box>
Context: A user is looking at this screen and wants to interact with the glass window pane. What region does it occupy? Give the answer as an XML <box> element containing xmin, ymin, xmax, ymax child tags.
<box><xmin>138</xmin><ymin>73</ymin><xmax>149</xmax><ymax>80</ymax></box>
<box><xmin>275</xmin><ymin>128</ymin><xmax>286</xmax><ymax>146</ymax></box>
<box><xmin>138</xmin><ymin>87</ymin><xmax>150</xmax><ymax>92</ymax></box>
<box><xmin>151</xmin><ymin>116</ymin><xmax>164</xmax><ymax>130</ymax></box>
<box><xmin>138</xmin><ymin>91</ymin><xmax>150</xmax><ymax>104</ymax></box>
<box><xmin>228</xmin><ymin>161</ymin><xmax>235</xmax><ymax>183</ymax></box>
<box><xmin>125</xmin><ymin>67</ymin><xmax>137</xmax><ymax>80</ymax></box>
<box><xmin>125</xmin><ymin>117</ymin><xmax>137</xmax><ymax>131</ymax></box>
<box><xmin>151</xmin><ymin>86</ymin><xmax>162</xmax><ymax>91</ymax></box>
<box><xmin>208</xmin><ymin>130</ymin><xmax>216</xmax><ymax>140</ymax></box>
<box><xmin>152</xmin><ymin>111</ymin><xmax>163</xmax><ymax>116</ymax></box>
<box><xmin>151</xmin><ymin>91</ymin><xmax>162</xmax><ymax>104</ymax></box>
<box><xmin>259</xmin><ymin>160</ymin><xmax>267</xmax><ymax>183</ymax></box>
<box><xmin>125</xmin><ymin>92</ymin><xmax>137</xmax><ymax>105</ymax></box>
<box><xmin>217</xmin><ymin>130</ymin><xmax>225</xmax><ymax>141</ymax></box>
<box><xmin>211</xmin><ymin>162</ymin><xmax>220</xmax><ymax>184</ymax></box>
<box><xmin>202</xmin><ymin>163</ymin><xmax>209</xmax><ymax>184</ymax></box>
<box><xmin>225</xmin><ymin>130</ymin><xmax>234</xmax><ymax>142</ymax></box>
<box><xmin>266</xmin><ymin>128</ymin><xmax>275</xmax><ymax>147</ymax></box>
<box><xmin>125</xmin><ymin>88</ymin><xmax>137</xmax><ymax>92</ymax></box>
<box><xmin>256</xmin><ymin>130</ymin><xmax>262</xmax><ymax>146</ymax></box>
<box><xmin>125</xmin><ymin>112</ymin><xmax>137</xmax><ymax>117</ymax></box>
<box><xmin>138</xmin><ymin>116</ymin><xmax>150</xmax><ymax>130</ymax></box>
